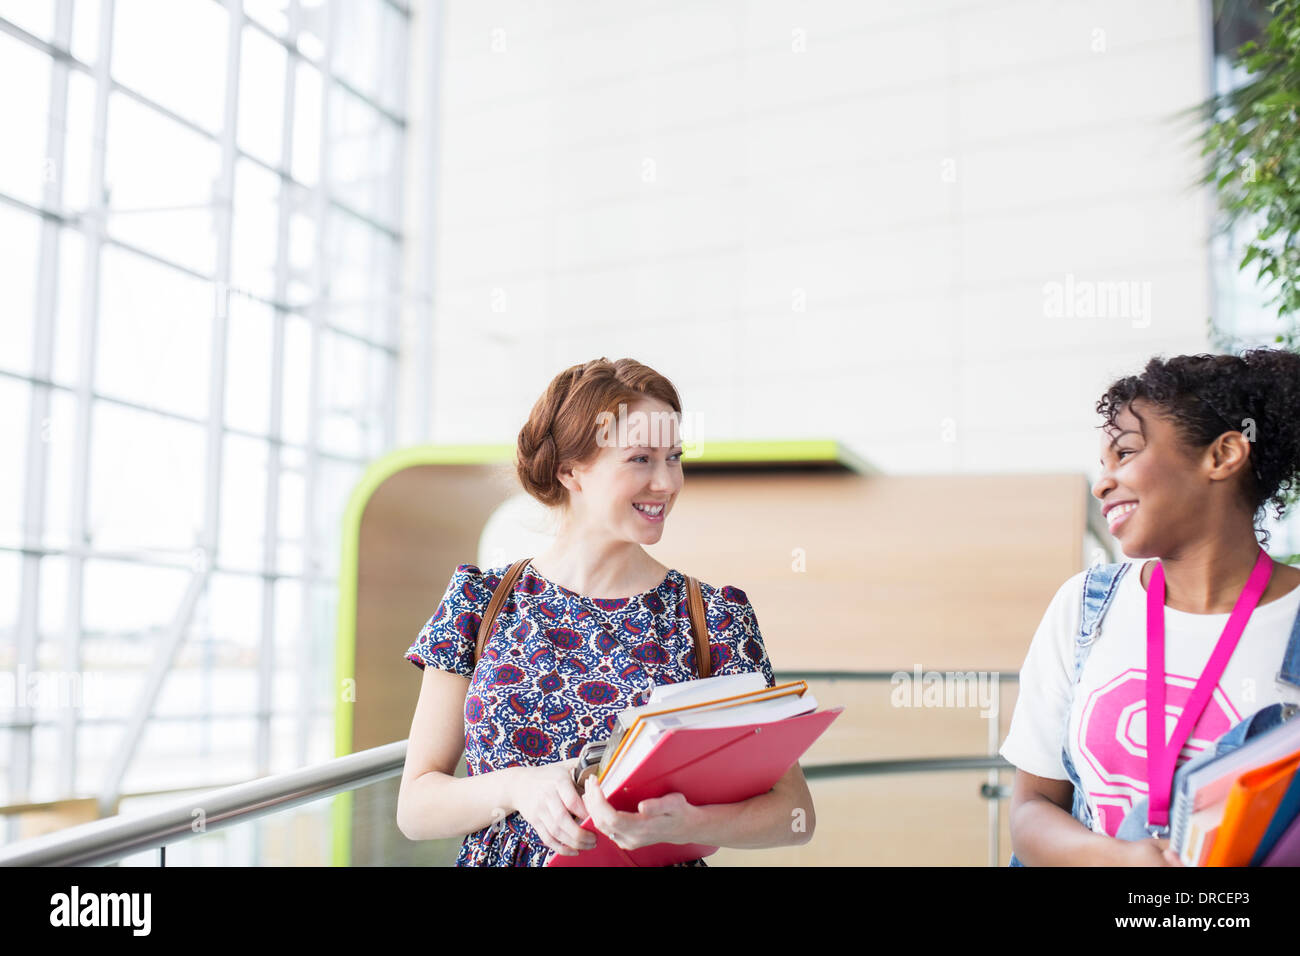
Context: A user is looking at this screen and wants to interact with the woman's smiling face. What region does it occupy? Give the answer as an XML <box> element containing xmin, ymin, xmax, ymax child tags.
<box><xmin>560</xmin><ymin>397</ymin><xmax>684</xmax><ymax>542</ymax></box>
<box><xmin>1092</xmin><ymin>399</ymin><xmax>1211</xmax><ymax>558</ymax></box>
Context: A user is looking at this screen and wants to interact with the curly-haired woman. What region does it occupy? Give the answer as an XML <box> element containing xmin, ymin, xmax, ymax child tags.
<box><xmin>395</xmin><ymin>357</ymin><xmax>815</xmax><ymax>866</ymax></box>
<box><xmin>1000</xmin><ymin>349</ymin><xmax>1300</xmax><ymax>865</ymax></box>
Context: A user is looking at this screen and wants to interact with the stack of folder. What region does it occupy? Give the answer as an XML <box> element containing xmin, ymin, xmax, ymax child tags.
<box><xmin>545</xmin><ymin>672</ymin><xmax>843</xmax><ymax>867</ymax></box>
<box><xmin>1170</xmin><ymin>711</ymin><xmax>1300</xmax><ymax>866</ymax></box>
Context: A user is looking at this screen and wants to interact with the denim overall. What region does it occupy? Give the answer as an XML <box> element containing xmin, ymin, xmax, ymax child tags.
<box><xmin>1009</xmin><ymin>561</ymin><xmax>1300</xmax><ymax>866</ymax></box>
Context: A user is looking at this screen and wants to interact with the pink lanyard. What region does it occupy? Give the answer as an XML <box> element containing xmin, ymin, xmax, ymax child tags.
<box><xmin>1145</xmin><ymin>547</ymin><xmax>1273</xmax><ymax>829</ymax></box>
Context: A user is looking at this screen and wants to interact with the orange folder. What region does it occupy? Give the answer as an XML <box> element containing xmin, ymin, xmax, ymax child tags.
<box><xmin>545</xmin><ymin>706</ymin><xmax>844</xmax><ymax>867</ymax></box>
<box><xmin>1204</xmin><ymin>751</ymin><xmax>1300</xmax><ymax>867</ymax></box>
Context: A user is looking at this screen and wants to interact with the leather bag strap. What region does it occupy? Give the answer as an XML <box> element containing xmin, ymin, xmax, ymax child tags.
<box><xmin>473</xmin><ymin>557</ymin><xmax>531</xmax><ymax>667</ymax></box>
<box><xmin>686</xmin><ymin>575</ymin><xmax>711</xmax><ymax>678</ymax></box>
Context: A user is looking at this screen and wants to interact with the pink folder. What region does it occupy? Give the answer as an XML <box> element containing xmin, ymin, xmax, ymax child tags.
<box><xmin>545</xmin><ymin>706</ymin><xmax>844</xmax><ymax>867</ymax></box>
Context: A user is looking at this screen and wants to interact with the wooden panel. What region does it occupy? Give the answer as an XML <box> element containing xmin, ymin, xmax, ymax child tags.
<box><xmin>646</xmin><ymin>471</ymin><xmax>1087</xmax><ymax>672</ymax></box>
<box><xmin>791</xmin><ymin>675</ymin><xmax>1017</xmax><ymax>763</ymax></box>
<box><xmin>354</xmin><ymin>462</ymin><xmax>517</xmax><ymax>752</ymax></box>
<box><xmin>11</xmin><ymin>798</ymin><xmax>100</xmax><ymax>839</ymax></box>
<box><xmin>709</xmin><ymin>769</ymin><xmax>1017</xmax><ymax>866</ymax></box>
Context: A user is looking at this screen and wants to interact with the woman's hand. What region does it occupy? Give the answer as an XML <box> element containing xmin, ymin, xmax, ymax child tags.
<box><xmin>582</xmin><ymin>777</ymin><xmax>700</xmax><ymax>851</ymax></box>
<box><xmin>507</xmin><ymin>757</ymin><xmax>598</xmax><ymax>857</ymax></box>
<box><xmin>1118</xmin><ymin>836</ymin><xmax>1183</xmax><ymax>867</ymax></box>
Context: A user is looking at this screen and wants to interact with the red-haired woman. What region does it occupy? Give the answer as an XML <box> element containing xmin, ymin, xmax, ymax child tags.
<box><xmin>395</xmin><ymin>357</ymin><xmax>815</xmax><ymax>866</ymax></box>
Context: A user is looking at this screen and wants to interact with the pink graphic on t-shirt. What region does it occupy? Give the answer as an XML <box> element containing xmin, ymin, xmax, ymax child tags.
<box><xmin>1075</xmin><ymin>667</ymin><xmax>1241</xmax><ymax>836</ymax></box>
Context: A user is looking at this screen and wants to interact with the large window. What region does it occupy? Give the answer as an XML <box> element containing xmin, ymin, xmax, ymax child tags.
<box><xmin>0</xmin><ymin>0</ymin><xmax>411</xmax><ymax>833</ymax></box>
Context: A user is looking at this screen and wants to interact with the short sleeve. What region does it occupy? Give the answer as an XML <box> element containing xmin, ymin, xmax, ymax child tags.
<box><xmin>997</xmin><ymin>571</ymin><xmax>1085</xmax><ymax>780</ymax></box>
<box><xmin>404</xmin><ymin>564</ymin><xmax>495</xmax><ymax>679</ymax></box>
<box><xmin>706</xmin><ymin>585</ymin><xmax>777</xmax><ymax>689</ymax></box>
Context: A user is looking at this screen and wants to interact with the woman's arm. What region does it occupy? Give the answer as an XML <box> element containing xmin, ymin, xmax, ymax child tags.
<box><xmin>683</xmin><ymin>761</ymin><xmax>815</xmax><ymax>849</ymax></box>
<box><xmin>1008</xmin><ymin>769</ymin><xmax>1170</xmax><ymax>866</ymax></box>
<box><xmin>395</xmin><ymin>666</ymin><xmax>525</xmax><ymax>841</ymax></box>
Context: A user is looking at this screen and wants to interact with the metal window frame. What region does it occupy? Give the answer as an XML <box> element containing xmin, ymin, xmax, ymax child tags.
<box><xmin>7</xmin><ymin>0</ymin><xmax>75</xmax><ymax>846</ymax></box>
<box><xmin>1</xmin><ymin>0</ymin><xmax>417</xmax><ymax>826</ymax></box>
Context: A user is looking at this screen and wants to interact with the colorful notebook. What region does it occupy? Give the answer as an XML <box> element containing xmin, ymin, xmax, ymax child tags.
<box><xmin>1204</xmin><ymin>752</ymin><xmax>1300</xmax><ymax>867</ymax></box>
<box><xmin>545</xmin><ymin>705</ymin><xmax>843</xmax><ymax>866</ymax></box>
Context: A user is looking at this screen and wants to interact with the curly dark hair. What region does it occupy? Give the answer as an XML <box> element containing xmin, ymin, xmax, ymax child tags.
<box><xmin>1095</xmin><ymin>349</ymin><xmax>1300</xmax><ymax>547</ymax></box>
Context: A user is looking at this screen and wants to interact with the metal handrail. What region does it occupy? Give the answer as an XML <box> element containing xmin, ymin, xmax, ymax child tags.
<box><xmin>803</xmin><ymin>756</ymin><xmax>1012</xmax><ymax>780</ymax></box>
<box><xmin>0</xmin><ymin>741</ymin><xmax>408</xmax><ymax>867</ymax></box>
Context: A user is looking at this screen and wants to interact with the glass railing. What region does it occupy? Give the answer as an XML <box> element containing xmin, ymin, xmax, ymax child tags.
<box><xmin>0</xmin><ymin>672</ymin><xmax>1019</xmax><ymax>866</ymax></box>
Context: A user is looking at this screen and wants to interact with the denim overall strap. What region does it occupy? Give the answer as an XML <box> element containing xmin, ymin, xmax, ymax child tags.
<box><xmin>1075</xmin><ymin>561</ymin><xmax>1131</xmax><ymax>676</ymax></box>
<box><xmin>1061</xmin><ymin>562</ymin><xmax>1131</xmax><ymax>833</ymax></box>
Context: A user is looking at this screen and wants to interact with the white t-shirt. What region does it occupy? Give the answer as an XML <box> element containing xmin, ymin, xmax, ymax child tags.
<box><xmin>999</xmin><ymin>562</ymin><xmax>1300</xmax><ymax>837</ymax></box>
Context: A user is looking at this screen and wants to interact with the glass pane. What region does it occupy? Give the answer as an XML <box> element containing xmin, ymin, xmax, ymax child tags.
<box><xmin>75</xmin><ymin>722</ymin><xmax>120</xmax><ymax>800</ymax></box>
<box><xmin>51</xmin><ymin>226</ymin><xmax>86</xmax><ymax>388</ymax></box>
<box><xmin>368</xmin><ymin>347</ymin><xmax>392</xmax><ymax>456</ymax></box>
<box><xmin>75</xmin><ymin>669</ymin><xmax>139</xmax><ymax>723</ymax></box>
<box><xmin>329</xmin><ymin>87</ymin><xmax>400</xmax><ymax>230</ymax></box>
<box><xmin>40</xmin><ymin>388</ymin><xmax>78</xmax><ymax>551</ymax></box>
<box><xmin>26</xmin><ymin>724</ymin><xmax>59</xmax><ymax>802</ymax></box>
<box><xmin>81</xmin><ymin>558</ymin><xmax>191</xmax><ymax>638</ymax></box>
<box><xmin>296</xmin><ymin>0</ymin><xmax>328</xmax><ymax>62</ymax></box>
<box><xmin>37</xmin><ymin>555</ymin><xmax>68</xmax><ymax>642</ymax></box>
<box><xmin>376</xmin><ymin>1</ymin><xmax>408</xmax><ymax>118</ymax></box>
<box><xmin>230</xmin><ymin>158</ymin><xmax>281</xmax><ymax>301</ymax></box>
<box><xmin>112</xmin><ymin>773</ymin><xmax>446</xmax><ymax>866</ymax></box>
<box><xmin>0</xmin><ymin>33</ymin><xmax>51</xmax><ymax>207</ymax></box>
<box><xmin>284</xmin><ymin>180</ymin><xmax>315</xmax><ymax>308</ymax></box>
<box><xmin>0</xmin><ymin>543</ymin><xmax>19</xmax><ymax>647</ymax></box>
<box><xmin>121</xmin><ymin>717</ymin><xmax>259</xmax><ymax>793</ymax></box>
<box><xmin>218</xmin><ymin>433</ymin><xmax>268</xmax><ymax>573</ymax></box>
<box><xmin>204</xmin><ymin>572</ymin><xmax>263</xmax><ymax>654</ymax></box>
<box><xmin>268</xmin><ymin>710</ymin><xmax>302</xmax><ymax>773</ymax></box>
<box><xmin>111</xmin><ymin>0</ymin><xmax>228</xmax><ymax>133</ymax></box>
<box><xmin>273</xmin><ymin>575</ymin><xmax>301</xmax><ymax>656</ymax></box>
<box><xmin>0</xmin><ymin>0</ymin><xmax>56</xmax><ymax>42</ymax></box>
<box><xmin>313</xmin><ymin>458</ymin><xmax>362</xmax><ymax>579</ymax></box>
<box><xmin>238</xmin><ymin>23</ymin><xmax>287</xmax><ymax>167</ymax></box>
<box><xmin>0</xmin><ymin>377</ymin><xmax>29</xmax><ymax>549</ymax></box>
<box><xmin>155</xmin><ymin>658</ymin><xmax>259</xmax><ymax>719</ymax></box>
<box><xmin>307</xmin><ymin>581</ymin><xmax>337</xmax><ymax>723</ymax></box>
<box><xmin>103</xmin><ymin>92</ymin><xmax>220</xmax><ymax>276</ymax></box>
<box><xmin>276</xmin><ymin>449</ymin><xmax>304</xmax><ymax>575</ymax></box>
<box><xmin>324</xmin><ymin>211</ymin><xmax>398</xmax><ymax>345</ymax></box>
<box><xmin>70</xmin><ymin>0</ymin><xmax>103</xmax><ymax>66</ymax></box>
<box><xmin>335</xmin><ymin>1</ymin><xmax>384</xmax><ymax>107</ymax></box>
<box><xmin>0</xmin><ymin>728</ymin><xmax>9</xmax><ymax>806</ymax></box>
<box><xmin>291</xmin><ymin>60</ymin><xmax>321</xmax><ymax>186</ymax></box>
<box><xmin>280</xmin><ymin>312</ymin><xmax>311</xmax><ymax>445</ymax></box>
<box><xmin>31</xmin><ymin>634</ymin><xmax>84</xmax><ymax>721</ymax></box>
<box><xmin>318</xmin><ymin>330</ymin><xmax>369</xmax><ymax>458</ymax></box>
<box><xmin>57</xmin><ymin>69</ymin><xmax>97</xmax><ymax>217</ymax></box>
<box><xmin>224</xmin><ymin>296</ymin><xmax>274</xmax><ymax>436</ymax></box>
<box><xmin>88</xmin><ymin>402</ymin><xmax>206</xmax><ymax>556</ymax></box>
<box><xmin>0</xmin><ymin>203</ymin><xmax>40</xmax><ymax>376</ymax></box>
<box><xmin>96</xmin><ymin>245</ymin><xmax>212</xmax><ymax>420</ymax></box>
<box><xmin>243</xmin><ymin>0</ymin><xmax>291</xmax><ymax>37</ymax></box>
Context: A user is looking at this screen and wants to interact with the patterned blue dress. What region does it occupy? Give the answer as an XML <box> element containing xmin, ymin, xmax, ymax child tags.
<box><xmin>403</xmin><ymin>558</ymin><xmax>777</xmax><ymax>867</ymax></box>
